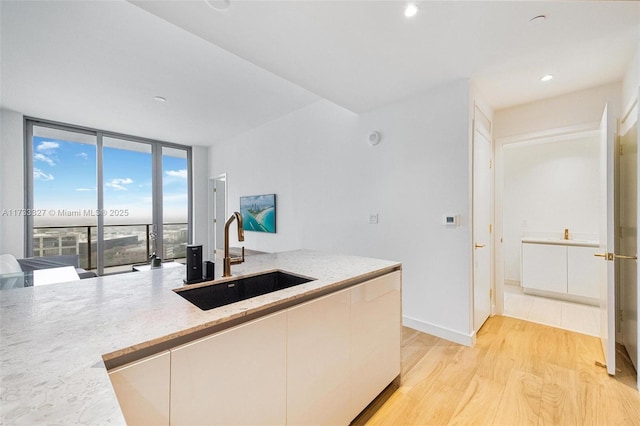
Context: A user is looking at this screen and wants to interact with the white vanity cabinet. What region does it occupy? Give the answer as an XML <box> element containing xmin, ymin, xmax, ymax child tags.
<box><xmin>521</xmin><ymin>239</ymin><xmax>599</xmax><ymax>301</ymax></box>
<box><xmin>170</xmin><ymin>311</ymin><xmax>287</xmax><ymax>426</ymax></box>
<box><xmin>108</xmin><ymin>351</ymin><xmax>171</xmax><ymax>426</ymax></box>
<box><xmin>521</xmin><ymin>243</ymin><xmax>567</xmax><ymax>294</ymax></box>
<box><xmin>567</xmin><ymin>246</ymin><xmax>600</xmax><ymax>298</ymax></box>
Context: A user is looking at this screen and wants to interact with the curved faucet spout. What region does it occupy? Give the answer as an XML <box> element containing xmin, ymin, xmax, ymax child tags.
<box><xmin>223</xmin><ymin>212</ymin><xmax>245</xmax><ymax>277</ymax></box>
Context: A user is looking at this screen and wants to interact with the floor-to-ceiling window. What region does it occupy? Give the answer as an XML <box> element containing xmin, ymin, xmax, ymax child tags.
<box><xmin>25</xmin><ymin>119</ymin><xmax>192</xmax><ymax>275</ymax></box>
<box><xmin>161</xmin><ymin>147</ymin><xmax>189</xmax><ymax>261</ymax></box>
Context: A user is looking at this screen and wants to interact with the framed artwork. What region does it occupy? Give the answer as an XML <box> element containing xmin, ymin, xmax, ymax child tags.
<box><xmin>240</xmin><ymin>194</ymin><xmax>276</xmax><ymax>233</ymax></box>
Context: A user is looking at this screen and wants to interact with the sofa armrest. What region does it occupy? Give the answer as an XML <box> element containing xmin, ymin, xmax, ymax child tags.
<box><xmin>18</xmin><ymin>255</ymin><xmax>80</xmax><ymax>271</ymax></box>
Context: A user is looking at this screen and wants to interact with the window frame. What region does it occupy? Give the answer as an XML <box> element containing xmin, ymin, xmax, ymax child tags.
<box><xmin>24</xmin><ymin>117</ymin><xmax>193</xmax><ymax>275</ymax></box>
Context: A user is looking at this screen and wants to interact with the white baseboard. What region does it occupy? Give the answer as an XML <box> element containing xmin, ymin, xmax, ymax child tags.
<box><xmin>403</xmin><ymin>315</ymin><xmax>476</xmax><ymax>347</ymax></box>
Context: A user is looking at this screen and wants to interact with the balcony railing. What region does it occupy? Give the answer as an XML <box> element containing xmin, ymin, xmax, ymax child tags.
<box><xmin>32</xmin><ymin>223</ymin><xmax>188</xmax><ymax>271</ymax></box>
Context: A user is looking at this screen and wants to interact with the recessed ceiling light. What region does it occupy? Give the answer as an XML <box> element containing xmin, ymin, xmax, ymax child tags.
<box><xmin>154</xmin><ymin>96</ymin><xmax>166</xmax><ymax>102</ymax></box>
<box><xmin>540</xmin><ymin>74</ymin><xmax>554</xmax><ymax>82</ymax></box>
<box><xmin>529</xmin><ymin>15</ymin><xmax>546</xmax><ymax>23</ymax></box>
<box><xmin>206</xmin><ymin>0</ymin><xmax>230</xmax><ymax>11</ymax></box>
<box><xmin>404</xmin><ymin>3</ymin><xmax>418</xmax><ymax>18</ymax></box>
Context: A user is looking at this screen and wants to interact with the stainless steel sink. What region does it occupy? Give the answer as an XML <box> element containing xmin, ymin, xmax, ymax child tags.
<box><xmin>174</xmin><ymin>270</ymin><xmax>316</xmax><ymax>311</ymax></box>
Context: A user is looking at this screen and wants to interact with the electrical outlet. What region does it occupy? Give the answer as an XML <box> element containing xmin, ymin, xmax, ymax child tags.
<box><xmin>368</xmin><ymin>213</ymin><xmax>379</xmax><ymax>224</ymax></box>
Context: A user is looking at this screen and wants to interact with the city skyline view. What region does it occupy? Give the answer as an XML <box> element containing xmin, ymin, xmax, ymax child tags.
<box><xmin>32</xmin><ymin>136</ymin><xmax>188</xmax><ymax>226</ymax></box>
<box><xmin>30</xmin><ymin>134</ymin><xmax>190</xmax><ymax>268</ymax></box>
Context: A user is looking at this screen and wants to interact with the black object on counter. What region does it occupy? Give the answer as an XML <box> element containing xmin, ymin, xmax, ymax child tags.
<box><xmin>184</xmin><ymin>245</ymin><xmax>203</xmax><ymax>284</ymax></box>
<box><xmin>204</xmin><ymin>261</ymin><xmax>215</xmax><ymax>280</ymax></box>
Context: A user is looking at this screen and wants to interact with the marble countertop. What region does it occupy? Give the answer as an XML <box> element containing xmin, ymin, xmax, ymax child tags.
<box><xmin>521</xmin><ymin>237</ymin><xmax>599</xmax><ymax>248</ymax></box>
<box><xmin>0</xmin><ymin>250</ymin><xmax>400</xmax><ymax>425</ymax></box>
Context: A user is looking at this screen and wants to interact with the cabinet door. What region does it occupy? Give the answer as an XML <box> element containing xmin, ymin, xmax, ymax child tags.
<box><xmin>287</xmin><ymin>289</ymin><xmax>351</xmax><ymax>425</ymax></box>
<box><xmin>170</xmin><ymin>311</ymin><xmax>286</xmax><ymax>426</ymax></box>
<box><xmin>521</xmin><ymin>243</ymin><xmax>567</xmax><ymax>293</ymax></box>
<box><xmin>108</xmin><ymin>351</ymin><xmax>170</xmax><ymax>426</ymax></box>
<box><xmin>350</xmin><ymin>271</ymin><xmax>401</xmax><ymax>419</ymax></box>
<box><xmin>567</xmin><ymin>246</ymin><xmax>600</xmax><ymax>298</ymax></box>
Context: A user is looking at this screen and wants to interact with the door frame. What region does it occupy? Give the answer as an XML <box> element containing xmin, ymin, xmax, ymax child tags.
<box><xmin>209</xmin><ymin>173</ymin><xmax>227</xmax><ymax>259</ymax></box>
<box><xmin>471</xmin><ymin>104</ymin><xmax>494</xmax><ymax>332</ymax></box>
<box><xmin>493</xmin><ymin>122</ymin><xmax>600</xmax><ymax>316</ymax></box>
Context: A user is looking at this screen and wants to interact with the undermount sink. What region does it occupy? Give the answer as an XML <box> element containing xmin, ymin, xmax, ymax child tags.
<box><xmin>175</xmin><ymin>271</ymin><xmax>316</xmax><ymax>311</ymax></box>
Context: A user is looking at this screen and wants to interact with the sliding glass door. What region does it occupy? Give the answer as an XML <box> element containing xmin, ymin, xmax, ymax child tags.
<box><xmin>161</xmin><ymin>147</ymin><xmax>189</xmax><ymax>261</ymax></box>
<box><xmin>26</xmin><ymin>119</ymin><xmax>191</xmax><ymax>275</ymax></box>
<box><xmin>29</xmin><ymin>125</ymin><xmax>97</xmax><ymax>268</ymax></box>
<box><xmin>102</xmin><ymin>137</ymin><xmax>154</xmax><ymax>273</ymax></box>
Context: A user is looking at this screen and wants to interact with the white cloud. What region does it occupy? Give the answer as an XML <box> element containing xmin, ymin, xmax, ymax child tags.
<box><xmin>75</xmin><ymin>187</ymin><xmax>94</xmax><ymax>192</ymax></box>
<box><xmin>34</xmin><ymin>168</ymin><xmax>54</xmax><ymax>181</ymax></box>
<box><xmin>165</xmin><ymin>169</ymin><xmax>187</xmax><ymax>179</ymax></box>
<box><xmin>112</xmin><ymin>178</ymin><xmax>133</xmax><ymax>185</ymax></box>
<box><xmin>76</xmin><ymin>152</ymin><xmax>88</xmax><ymax>160</ymax></box>
<box><xmin>34</xmin><ymin>153</ymin><xmax>55</xmax><ymax>166</ymax></box>
<box><xmin>106</xmin><ymin>177</ymin><xmax>133</xmax><ymax>191</ymax></box>
<box><xmin>37</xmin><ymin>141</ymin><xmax>59</xmax><ymax>153</ymax></box>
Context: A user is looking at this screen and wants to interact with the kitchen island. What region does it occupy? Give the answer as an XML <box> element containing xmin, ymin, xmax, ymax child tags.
<box><xmin>0</xmin><ymin>250</ymin><xmax>401</xmax><ymax>425</ymax></box>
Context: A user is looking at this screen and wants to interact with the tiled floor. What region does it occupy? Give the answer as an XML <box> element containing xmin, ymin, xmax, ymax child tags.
<box><xmin>503</xmin><ymin>284</ymin><xmax>600</xmax><ymax>336</ymax></box>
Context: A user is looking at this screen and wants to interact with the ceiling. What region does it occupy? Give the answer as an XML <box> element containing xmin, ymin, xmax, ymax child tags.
<box><xmin>1</xmin><ymin>1</ymin><xmax>638</xmax><ymax>146</ymax></box>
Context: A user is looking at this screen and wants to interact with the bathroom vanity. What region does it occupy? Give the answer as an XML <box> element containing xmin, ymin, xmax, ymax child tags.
<box><xmin>521</xmin><ymin>237</ymin><xmax>599</xmax><ymax>304</ymax></box>
<box><xmin>0</xmin><ymin>250</ymin><xmax>401</xmax><ymax>425</ymax></box>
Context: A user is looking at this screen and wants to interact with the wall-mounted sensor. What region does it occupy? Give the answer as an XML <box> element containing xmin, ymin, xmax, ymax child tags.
<box><xmin>368</xmin><ymin>131</ymin><xmax>381</xmax><ymax>146</ymax></box>
<box><xmin>443</xmin><ymin>215</ymin><xmax>459</xmax><ymax>227</ymax></box>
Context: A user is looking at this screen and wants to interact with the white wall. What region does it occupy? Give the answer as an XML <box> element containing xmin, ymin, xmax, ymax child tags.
<box><xmin>191</xmin><ymin>145</ymin><xmax>209</xmax><ymax>259</ymax></box>
<box><xmin>494</xmin><ymin>82</ymin><xmax>622</xmax><ymax>140</ymax></box>
<box><xmin>622</xmin><ymin>45</ymin><xmax>639</xmax><ymax>116</ymax></box>
<box><xmin>211</xmin><ymin>80</ymin><xmax>475</xmax><ymax>344</ymax></box>
<box><xmin>0</xmin><ymin>108</ymin><xmax>25</xmax><ymax>257</ymax></box>
<box><xmin>502</xmin><ymin>135</ymin><xmax>600</xmax><ymax>283</ymax></box>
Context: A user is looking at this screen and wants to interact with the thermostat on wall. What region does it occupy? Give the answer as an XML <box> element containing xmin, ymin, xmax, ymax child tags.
<box><xmin>443</xmin><ymin>214</ymin><xmax>459</xmax><ymax>226</ymax></box>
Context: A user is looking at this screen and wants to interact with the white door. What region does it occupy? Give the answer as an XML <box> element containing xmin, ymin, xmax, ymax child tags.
<box><xmin>597</xmin><ymin>104</ymin><xmax>617</xmax><ymax>376</ymax></box>
<box><xmin>620</xmin><ymin>116</ymin><xmax>638</xmax><ymax>372</ymax></box>
<box><xmin>473</xmin><ymin>107</ymin><xmax>492</xmax><ymax>331</ymax></box>
<box><xmin>212</xmin><ymin>174</ymin><xmax>227</xmax><ymax>256</ymax></box>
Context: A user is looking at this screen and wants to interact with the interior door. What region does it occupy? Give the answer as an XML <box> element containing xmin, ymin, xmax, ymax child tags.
<box><xmin>473</xmin><ymin>107</ymin><xmax>492</xmax><ymax>331</ymax></box>
<box><xmin>619</xmin><ymin>91</ymin><xmax>640</xmax><ymax>378</ymax></box>
<box><xmin>597</xmin><ymin>104</ymin><xmax>616</xmax><ymax>376</ymax></box>
<box><xmin>212</xmin><ymin>174</ymin><xmax>227</xmax><ymax>256</ymax></box>
<box><xmin>619</xmin><ymin>117</ymin><xmax>638</xmax><ymax>372</ymax></box>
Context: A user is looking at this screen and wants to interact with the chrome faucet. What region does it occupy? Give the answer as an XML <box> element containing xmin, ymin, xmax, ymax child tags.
<box><xmin>223</xmin><ymin>211</ymin><xmax>245</xmax><ymax>277</ymax></box>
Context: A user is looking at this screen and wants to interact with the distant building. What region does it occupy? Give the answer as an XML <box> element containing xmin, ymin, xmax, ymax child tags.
<box><xmin>33</xmin><ymin>232</ymin><xmax>78</xmax><ymax>257</ymax></box>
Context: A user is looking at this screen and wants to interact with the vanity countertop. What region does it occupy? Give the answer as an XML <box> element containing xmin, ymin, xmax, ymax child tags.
<box><xmin>0</xmin><ymin>249</ymin><xmax>400</xmax><ymax>425</ymax></box>
<box><xmin>521</xmin><ymin>237</ymin><xmax>599</xmax><ymax>248</ymax></box>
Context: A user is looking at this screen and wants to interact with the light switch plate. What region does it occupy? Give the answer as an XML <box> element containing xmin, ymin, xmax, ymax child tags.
<box><xmin>369</xmin><ymin>213</ymin><xmax>379</xmax><ymax>224</ymax></box>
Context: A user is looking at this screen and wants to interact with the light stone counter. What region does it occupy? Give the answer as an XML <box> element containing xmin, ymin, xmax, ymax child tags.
<box><xmin>521</xmin><ymin>237</ymin><xmax>599</xmax><ymax>248</ymax></box>
<box><xmin>0</xmin><ymin>250</ymin><xmax>400</xmax><ymax>425</ymax></box>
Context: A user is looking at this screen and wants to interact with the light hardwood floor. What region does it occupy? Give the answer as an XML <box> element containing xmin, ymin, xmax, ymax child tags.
<box><xmin>364</xmin><ymin>315</ymin><xmax>640</xmax><ymax>425</ymax></box>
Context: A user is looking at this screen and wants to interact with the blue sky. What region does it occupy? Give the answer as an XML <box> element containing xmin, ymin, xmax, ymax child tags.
<box><xmin>33</xmin><ymin>136</ymin><xmax>187</xmax><ymax>225</ymax></box>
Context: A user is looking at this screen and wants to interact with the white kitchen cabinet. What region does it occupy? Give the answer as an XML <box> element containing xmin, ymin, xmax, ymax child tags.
<box><xmin>110</xmin><ymin>271</ymin><xmax>401</xmax><ymax>426</ymax></box>
<box><xmin>349</xmin><ymin>271</ymin><xmax>401</xmax><ymax>419</ymax></box>
<box><xmin>170</xmin><ymin>311</ymin><xmax>287</xmax><ymax>426</ymax></box>
<box><xmin>108</xmin><ymin>351</ymin><xmax>170</xmax><ymax>426</ymax></box>
<box><xmin>567</xmin><ymin>246</ymin><xmax>600</xmax><ymax>298</ymax></box>
<box><xmin>286</xmin><ymin>288</ymin><xmax>352</xmax><ymax>426</ymax></box>
<box><xmin>521</xmin><ymin>243</ymin><xmax>567</xmax><ymax>293</ymax></box>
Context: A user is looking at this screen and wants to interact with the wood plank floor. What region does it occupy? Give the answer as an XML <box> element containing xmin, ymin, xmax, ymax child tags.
<box><xmin>364</xmin><ymin>315</ymin><xmax>640</xmax><ymax>425</ymax></box>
